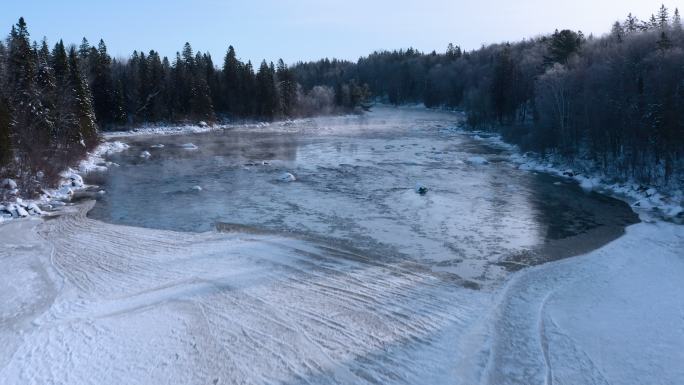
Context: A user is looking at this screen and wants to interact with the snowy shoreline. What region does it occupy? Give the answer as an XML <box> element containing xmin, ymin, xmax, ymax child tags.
<box><xmin>0</xmin><ymin>140</ymin><xmax>129</xmax><ymax>222</ymax></box>
<box><xmin>466</xmin><ymin>130</ymin><xmax>684</xmax><ymax>223</ymax></box>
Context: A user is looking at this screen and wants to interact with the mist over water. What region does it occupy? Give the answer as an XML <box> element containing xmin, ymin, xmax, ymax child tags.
<box><xmin>88</xmin><ymin>107</ymin><xmax>637</xmax><ymax>285</ymax></box>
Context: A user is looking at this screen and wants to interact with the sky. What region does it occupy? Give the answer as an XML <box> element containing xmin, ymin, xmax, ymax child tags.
<box><xmin>1</xmin><ymin>0</ymin><xmax>681</xmax><ymax>65</ymax></box>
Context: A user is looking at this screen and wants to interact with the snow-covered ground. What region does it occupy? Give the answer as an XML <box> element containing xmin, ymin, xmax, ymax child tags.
<box><xmin>0</xmin><ymin>202</ymin><xmax>492</xmax><ymax>385</ymax></box>
<box><xmin>1</xmin><ymin>192</ymin><xmax>681</xmax><ymax>385</ymax></box>
<box><xmin>1</xmin><ymin>107</ymin><xmax>682</xmax><ymax>384</ymax></box>
<box><xmin>477</xmin><ymin>221</ymin><xmax>684</xmax><ymax>385</ymax></box>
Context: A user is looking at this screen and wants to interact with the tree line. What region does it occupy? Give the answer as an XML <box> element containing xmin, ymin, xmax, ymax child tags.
<box><xmin>0</xmin><ymin>18</ymin><xmax>368</xmax><ymax>194</ymax></box>
<box><xmin>292</xmin><ymin>5</ymin><xmax>684</xmax><ymax>186</ymax></box>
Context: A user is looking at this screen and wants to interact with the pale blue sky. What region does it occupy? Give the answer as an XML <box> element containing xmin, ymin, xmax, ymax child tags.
<box><xmin>2</xmin><ymin>0</ymin><xmax>679</xmax><ymax>64</ymax></box>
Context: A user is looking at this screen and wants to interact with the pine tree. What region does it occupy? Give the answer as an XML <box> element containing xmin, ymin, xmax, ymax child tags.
<box><xmin>649</xmin><ymin>14</ymin><xmax>659</xmax><ymax>30</ymax></box>
<box><xmin>51</xmin><ymin>40</ymin><xmax>69</xmax><ymax>87</ymax></box>
<box><xmin>146</xmin><ymin>50</ymin><xmax>166</xmax><ymax>121</ymax></box>
<box><xmin>255</xmin><ymin>61</ymin><xmax>278</xmax><ymax>118</ymax></box>
<box><xmin>611</xmin><ymin>21</ymin><xmax>624</xmax><ymax>42</ymax></box>
<box><xmin>0</xmin><ymin>97</ymin><xmax>11</xmax><ymax>167</ymax></box>
<box><xmin>240</xmin><ymin>61</ymin><xmax>256</xmax><ymax>116</ymax></box>
<box><xmin>90</xmin><ymin>39</ymin><xmax>116</xmax><ymax>128</ymax></box>
<box><xmin>8</xmin><ymin>18</ymin><xmax>53</xmax><ymax>176</ymax></box>
<box><xmin>674</xmin><ymin>8</ymin><xmax>682</xmax><ymax>32</ymax></box>
<box><xmin>276</xmin><ymin>59</ymin><xmax>296</xmax><ymax>116</ymax></box>
<box><xmin>545</xmin><ymin>29</ymin><xmax>583</xmax><ymax>65</ymax></box>
<box><xmin>623</xmin><ymin>13</ymin><xmax>640</xmax><ymax>33</ymax></box>
<box><xmin>657</xmin><ymin>31</ymin><xmax>673</xmax><ymax>50</ymax></box>
<box><xmin>112</xmin><ymin>79</ymin><xmax>127</xmax><ymax>124</ymax></box>
<box><xmin>222</xmin><ymin>45</ymin><xmax>241</xmax><ymax>115</ymax></box>
<box><xmin>182</xmin><ymin>42</ymin><xmax>194</xmax><ymax>67</ymax></box>
<box><xmin>657</xmin><ymin>4</ymin><xmax>670</xmax><ymax>29</ymax></box>
<box><xmin>68</xmin><ymin>46</ymin><xmax>98</xmax><ymax>151</ymax></box>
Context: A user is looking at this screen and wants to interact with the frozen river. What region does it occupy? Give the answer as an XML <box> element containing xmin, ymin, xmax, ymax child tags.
<box><xmin>89</xmin><ymin>107</ymin><xmax>637</xmax><ymax>285</ymax></box>
<box><xmin>6</xmin><ymin>107</ymin><xmax>677</xmax><ymax>385</ymax></box>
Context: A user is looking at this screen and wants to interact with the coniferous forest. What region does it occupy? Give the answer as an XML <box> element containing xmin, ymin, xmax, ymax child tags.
<box><xmin>294</xmin><ymin>5</ymin><xmax>684</xmax><ymax>187</ymax></box>
<box><xmin>1</xmin><ymin>4</ymin><xmax>683</xmax><ymax>195</ymax></box>
<box><xmin>0</xmin><ymin>17</ymin><xmax>369</xmax><ymax>193</ymax></box>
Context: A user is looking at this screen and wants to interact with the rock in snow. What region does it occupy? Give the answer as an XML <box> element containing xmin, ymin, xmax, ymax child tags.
<box><xmin>415</xmin><ymin>183</ymin><xmax>428</xmax><ymax>195</ymax></box>
<box><xmin>1</xmin><ymin>178</ymin><xmax>18</xmax><ymax>190</ymax></box>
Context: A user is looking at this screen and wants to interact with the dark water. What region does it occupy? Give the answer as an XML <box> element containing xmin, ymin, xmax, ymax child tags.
<box><xmin>88</xmin><ymin>107</ymin><xmax>638</xmax><ymax>283</ymax></box>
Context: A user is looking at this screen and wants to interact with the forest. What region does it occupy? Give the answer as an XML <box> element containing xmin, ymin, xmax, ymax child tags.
<box><xmin>1</xmin><ymin>4</ymin><xmax>683</xmax><ymax>195</ymax></box>
<box><xmin>0</xmin><ymin>17</ymin><xmax>368</xmax><ymax>193</ymax></box>
<box><xmin>293</xmin><ymin>5</ymin><xmax>684</xmax><ymax>187</ymax></box>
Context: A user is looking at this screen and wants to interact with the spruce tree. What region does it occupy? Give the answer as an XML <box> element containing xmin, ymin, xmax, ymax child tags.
<box><xmin>222</xmin><ymin>45</ymin><xmax>241</xmax><ymax>115</ymax></box>
<box><xmin>146</xmin><ymin>50</ymin><xmax>166</xmax><ymax>121</ymax></box>
<box><xmin>51</xmin><ymin>40</ymin><xmax>69</xmax><ymax>87</ymax></box>
<box><xmin>68</xmin><ymin>47</ymin><xmax>98</xmax><ymax>151</ymax></box>
<box><xmin>674</xmin><ymin>8</ymin><xmax>682</xmax><ymax>32</ymax></box>
<box><xmin>240</xmin><ymin>61</ymin><xmax>256</xmax><ymax>116</ymax></box>
<box><xmin>611</xmin><ymin>21</ymin><xmax>624</xmax><ymax>42</ymax></box>
<box><xmin>0</xmin><ymin>98</ymin><xmax>11</xmax><ymax>167</ymax></box>
<box><xmin>255</xmin><ymin>60</ymin><xmax>277</xmax><ymax>118</ymax></box>
<box><xmin>90</xmin><ymin>39</ymin><xmax>115</xmax><ymax>128</ymax></box>
<box><xmin>657</xmin><ymin>4</ymin><xmax>670</xmax><ymax>29</ymax></box>
<box><xmin>623</xmin><ymin>13</ymin><xmax>640</xmax><ymax>33</ymax></box>
<box><xmin>8</xmin><ymin>18</ymin><xmax>52</xmax><ymax>177</ymax></box>
<box><xmin>276</xmin><ymin>59</ymin><xmax>296</xmax><ymax>116</ymax></box>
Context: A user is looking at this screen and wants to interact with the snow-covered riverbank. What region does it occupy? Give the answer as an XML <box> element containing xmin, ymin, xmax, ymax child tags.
<box><xmin>468</xmin><ymin>131</ymin><xmax>684</xmax><ymax>222</ymax></box>
<box><xmin>0</xmin><ymin>140</ymin><xmax>129</xmax><ymax>221</ymax></box>
<box><xmin>476</xmin><ymin>220</ymin><xmax>684</xmax><ymax>385</ymax></box>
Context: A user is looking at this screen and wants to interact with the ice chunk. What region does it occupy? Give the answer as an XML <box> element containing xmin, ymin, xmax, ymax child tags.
<box><xmin>150</xmin><ymin>144</ymin><xmax>165</xmax><ymax>148</ymax></box>
<box><xmin>466</xmin><ymin>156</ymin><xmax>488</xmax><ymax>165</ymax></box>
<box><xmin>578</xmin><ymin>177</ymin><xmax>599</xmax><ymax>192</ymax></box>
<box><xmin>140</xmin><ymin>151</ymin><xmax>152</xmax><ymax>158</ymax></box>
<box><xmin>191</xmin><ymin>185</ymin><xmax>203</xmax><ymax>192</ymax></box>
<box><xmin>278</xmin><ymin>172</ymin><xmax>296</xmax><ymax>182</ymax></box>
<box><xmin>181</xmin><ymin>143</ymin><xmax>198</xmax><ymax>150</ymax></box>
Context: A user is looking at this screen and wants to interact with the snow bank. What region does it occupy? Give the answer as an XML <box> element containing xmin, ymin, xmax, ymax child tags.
<box><xmin>480</xmin><ymin>221</ymin><xmax>684</xmax><ymax>385</ymax></box>
<box><xmin>105</xmin><ymin>124</ymin><xmax>218</xmax><ymax>138</ymax></box>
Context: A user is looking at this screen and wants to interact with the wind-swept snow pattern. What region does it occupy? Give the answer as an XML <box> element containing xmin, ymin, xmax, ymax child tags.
<box><xmin>0</xmin><ymin>201</ymin><xmax>492</xmax><ymax>385</ymax></box>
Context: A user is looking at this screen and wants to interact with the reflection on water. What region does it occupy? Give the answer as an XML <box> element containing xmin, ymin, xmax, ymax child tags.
<box><xmin>88</xmin><ymin>107</ymin><xmax>638</xmax><ymax>284</ymax></box>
